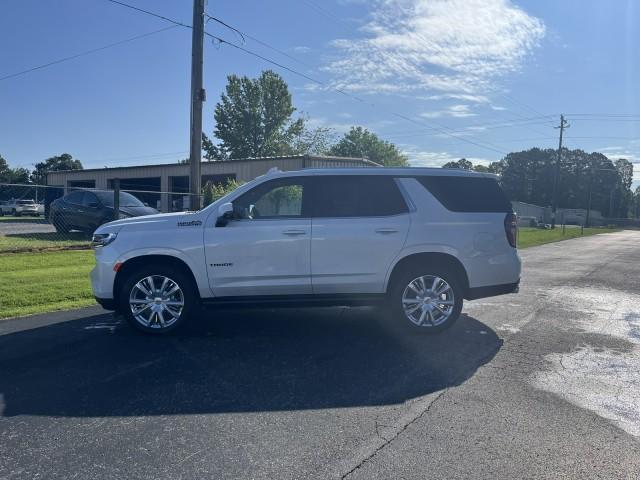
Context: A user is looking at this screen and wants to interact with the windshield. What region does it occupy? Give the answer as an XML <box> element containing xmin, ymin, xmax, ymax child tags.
<box><xmin>95</xmin><ymin>191</ymin><xmax>145</xmax><ymax>207</ymax></box>
<box><xmin>17</xmin><ymin>200</ymin><xmax>35</xmax><ymax>205</ymax></box>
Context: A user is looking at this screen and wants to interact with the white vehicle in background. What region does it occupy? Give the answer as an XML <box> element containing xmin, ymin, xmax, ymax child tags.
<box><xmin>0</xmin><ymin>199</ymin><xmax>40</xmax><ymax>216</ymax></box>
<box><xmin>90</xmin><ymin>168</ymin><xmax>521</xmax><ymax>335</ymax></box>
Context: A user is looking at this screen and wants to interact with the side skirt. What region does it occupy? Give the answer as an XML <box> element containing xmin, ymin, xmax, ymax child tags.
<box><xmin>201</xmin><ymin>293</ymin><xmax>387</xmax><ymax>310</ymax></box>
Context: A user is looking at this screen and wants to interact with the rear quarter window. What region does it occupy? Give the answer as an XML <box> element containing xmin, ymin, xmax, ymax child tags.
<box><xmin>416</xmin><ymin>176</ymin><xmax>512</xmax><ymax>213</ymax></box>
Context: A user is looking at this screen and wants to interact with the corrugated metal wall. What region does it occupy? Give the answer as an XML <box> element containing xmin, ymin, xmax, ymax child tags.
<box><xmin>47</xmin><ymin>155</ymin><xmax>377</xmax><ymax>188</ymax></box>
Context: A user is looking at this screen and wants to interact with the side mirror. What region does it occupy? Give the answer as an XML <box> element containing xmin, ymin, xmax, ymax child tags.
<box><xmin>87</xmin><ymin>202</ymin><xmax>99</xmax><ymax>208</ymax></box>
<box><xmin>216</xmin><ymin>202</ymin><xmax>234</xmax><ymax>227</ymax></box>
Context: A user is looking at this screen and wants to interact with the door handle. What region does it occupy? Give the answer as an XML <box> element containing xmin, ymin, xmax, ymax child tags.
<box><xmin>375</xmin><ymin>228</ymin><xmax>398</xmax><ymax>234</ymax></box>
<box><xmin>282</xmin><ymin>229</ymin><xmax>306</xmax><ymax>236</ymax></box>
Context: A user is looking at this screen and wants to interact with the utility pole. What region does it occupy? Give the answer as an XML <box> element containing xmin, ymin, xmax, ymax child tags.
<box><xmin>189</xmin><ymin>0</ymin><xmax>206</xmax><ymax>210</ymax></box>
<box><xmin>551</xmin><ymin>114</ymin><xmax>569</xmax><ymax>228</ymax></box>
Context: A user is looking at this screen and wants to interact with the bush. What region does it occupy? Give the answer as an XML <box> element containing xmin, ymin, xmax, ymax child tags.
<box><xmin>202</xmin><ymin>179</ymin><xmax>244</xmax><ymax>207</ymax></box>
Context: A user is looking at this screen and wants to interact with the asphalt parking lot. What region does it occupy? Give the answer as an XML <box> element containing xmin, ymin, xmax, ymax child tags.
<box><xmin>1</xmin><ymin>231</ymin><xmax>639</xmax><ymax>479</ymax></box>
<box><xmin>0</xmin><ymin>217</ymin><xmax>55</xmax><ymax>236</ymax></box>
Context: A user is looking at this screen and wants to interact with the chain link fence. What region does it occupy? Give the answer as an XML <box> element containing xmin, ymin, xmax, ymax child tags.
<box><xmin>0</xmin><ymin>183</ymin><xmax>211</xmax><ymax>254</ymax></box>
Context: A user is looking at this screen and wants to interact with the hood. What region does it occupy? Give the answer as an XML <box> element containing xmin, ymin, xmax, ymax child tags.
<box><xmin>95</xmin><ymin>211</ymin><xmax>201</xmax><ymax>234</ymax></box>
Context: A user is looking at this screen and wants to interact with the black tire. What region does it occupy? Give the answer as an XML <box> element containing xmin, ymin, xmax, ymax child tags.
<box><xmin>119</xmin><ymin>264</ymin><xmax>198</xmax><ymax>335</ymax></box>
<box><xmin>52</xmin><ymin>215</ymin><xmax>71</xmax><ymax>233</ymax></box>
<box><xmin>386</xmin><ymin>264</ymin><xmax>463</xmax><ymax>335</ymax></box>
<box><xmin>11</xmin><ymin>209</ymin><xmax>18</xmax><ymax>217</ymax></box>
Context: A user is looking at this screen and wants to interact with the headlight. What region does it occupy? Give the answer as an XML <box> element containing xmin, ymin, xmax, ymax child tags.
<box><xmin>92</xmin><ymin>232</ymin><xmax>117</xmax><ymax>248</ymax></box>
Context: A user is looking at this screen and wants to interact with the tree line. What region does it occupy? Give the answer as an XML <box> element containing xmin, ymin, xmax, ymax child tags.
<box><xmin>2</xmin><ymin>69</ymin><xmax>638</xmax><ymax>217</ymax></box>
<box><xmin>443</xmin><ymin>152</ymin><xmax>639</xmax><ymax>218</ymax></box>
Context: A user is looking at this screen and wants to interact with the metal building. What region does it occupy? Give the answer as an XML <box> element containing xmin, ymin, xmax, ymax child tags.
<box><xmin>46</xmin><ymin>155</ymin><xmax>377</xmax><ymax>212</ymax></box>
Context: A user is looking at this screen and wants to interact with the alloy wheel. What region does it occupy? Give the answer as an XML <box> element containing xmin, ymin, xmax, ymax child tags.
<box><xmin>129</xmin><ymin>275</ymin><xmax>185</xmax><ymax>329</ymax></box>
<box><xmin>401</xmin><ymin>275</ymin><xmax>455</xmax><ymax>327</ymax></box>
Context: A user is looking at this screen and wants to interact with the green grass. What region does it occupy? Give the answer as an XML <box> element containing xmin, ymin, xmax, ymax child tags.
<box><xmin>0</xmin><ymin>215</ymin><xmax>43</xmax><ymax>222</ymax></box>
<box><xmin>518</xmin><ymin>227</ymin><xmax>618</xmax><ymax>249</ymax></box>
<box><xmin>0</xmin><ymin>232</ymin><xmax>90</xmax><ymax>253</ymax></box>
<box><xmin>0</xmin><ymin>250</ymin><xmax>96</xmax><ymax>319</ymax></box>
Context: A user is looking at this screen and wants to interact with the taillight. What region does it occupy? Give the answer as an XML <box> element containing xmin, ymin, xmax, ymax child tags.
<box><xmin>504</xmin><ymin>212</ymin><xmax>518</xmax><ymax>248</ymax></box>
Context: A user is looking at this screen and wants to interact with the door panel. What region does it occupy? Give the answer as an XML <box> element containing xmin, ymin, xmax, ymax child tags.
<box><xmin>309</xmin><ymin>175</ymin><xmax>411</xmax><ymax>294</ymax></box>
<box><xmin>205</xmin><ymin>218</ymin><xmax>311</xmax><ymax>296</ymax></box>
<box><xmin>311</xmin><ymin>215</ymin><xmax>409</xmax><ymax>294</ymax></box>
<box><xmin>204</xmin><ymin>176</ymin><xmax>312</xmax><ymax>297</ymax></box>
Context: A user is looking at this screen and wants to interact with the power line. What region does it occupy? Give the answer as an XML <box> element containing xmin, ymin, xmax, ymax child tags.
<box><xmin>0</xmin><ymin>25</ymin><xmax>178</xmax><ymax>82</ymax></box>
<box><xmin>104</xmin><ymin>0</ymin><xmax>191</xmax><ymax>28</ymax></box>
<box><xmin>205</xmin><ymin>14</ymin><xmax>313</xmax><ymax>68</ymax></box>
<box><xmin>104</xmin><ymin>0</ymin><xmax>509</xmax><ymax>155</ymax></box>
<box><xmin>203</xmin><ymin>33</ymin><xmax>508</xmax><ymax>154</ymax></box>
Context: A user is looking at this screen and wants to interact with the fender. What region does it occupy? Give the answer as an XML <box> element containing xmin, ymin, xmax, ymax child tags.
<box><xmin>116</xmin><ymin>246</ymin><xmax>212</xmax><ymax>299</ymax></box>
<box><xmin>383</xmin><ymin>243</ymin><xmax>470</xmax><ymax>292</ymax></box>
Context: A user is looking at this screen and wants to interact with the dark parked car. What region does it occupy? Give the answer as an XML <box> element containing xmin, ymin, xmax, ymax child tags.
<box><xmin>49</xmin><ymin>190</ymin><xmax>158</xmax><ymax>233</ymax></box>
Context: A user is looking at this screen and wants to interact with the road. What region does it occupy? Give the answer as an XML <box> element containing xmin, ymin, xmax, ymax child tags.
<box><xmin>0</xmin><ymin>218</ymin><xmax>55</xmax><ymax>236</ymax></box>
<box><xmin>1</xmin><ymin>230</ymin><xmax>639</xmax><ymax>479</ymax></box>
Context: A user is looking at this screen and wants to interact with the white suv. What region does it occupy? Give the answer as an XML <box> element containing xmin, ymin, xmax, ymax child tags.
<box><xmin>91</xmin><ymin>168</ymin><xmax>521</xmax><ymax>334</ymax></box>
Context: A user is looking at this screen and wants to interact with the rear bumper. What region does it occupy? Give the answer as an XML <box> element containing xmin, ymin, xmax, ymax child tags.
<box><xmin>95</xmin><ymin>296</ymin><xmax>117</xmax><ymax>311</ymax></box>
<box><xmin>465</xmin><ymin>280</ymin><xmax>520</xmax><ymax>300</ymax></box>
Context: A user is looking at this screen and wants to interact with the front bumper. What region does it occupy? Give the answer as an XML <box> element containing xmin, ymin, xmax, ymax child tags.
<box><xmin>90</xmin><ymin>248</ymin><xmax>119</xmax><ymax>300</ymax></box>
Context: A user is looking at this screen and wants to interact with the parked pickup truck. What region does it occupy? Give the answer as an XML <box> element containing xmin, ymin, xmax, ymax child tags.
<box><xmin>0</xmin><ymin>199</ymin><xmax>41</xmax><ymax>216</ymax></box>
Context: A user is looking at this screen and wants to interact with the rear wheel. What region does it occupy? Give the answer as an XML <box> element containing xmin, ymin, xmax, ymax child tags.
<box><xmin>387</xmin><ymin>266</ymin><xmax>463</xmax><ymax>334</ymax></box>
<box><xmin>119</xmin><ymin>265</ymin><xmax>198</xmax><ymax>334</ymax></box>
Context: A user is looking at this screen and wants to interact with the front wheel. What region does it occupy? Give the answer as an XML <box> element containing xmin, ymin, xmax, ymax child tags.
<box><xmin>387</xmin><ymin>266</ymin><xmax>463</xmax><ymax>334</ymax></box>
<box><xmin>52</xmin><ymin>215</ymin><xmax>70</xmax><ymax>233</ymax></box>
<box><xmin>119</xmin><ymin>265</ymin><xmax>198</xmax><ymax>334</ymax></box>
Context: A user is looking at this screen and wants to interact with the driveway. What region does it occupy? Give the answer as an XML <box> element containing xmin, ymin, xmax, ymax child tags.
<box><xmin>1</xmin><ymin>231</ymin><xmax>639</xmax><ymax>479</ymax></box>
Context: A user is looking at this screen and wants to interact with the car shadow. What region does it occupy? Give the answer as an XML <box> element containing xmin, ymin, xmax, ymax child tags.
<box><xmin>0</xmin><ymin>308</ymin><xmax>502</xmax><ymax>417</ymax></box>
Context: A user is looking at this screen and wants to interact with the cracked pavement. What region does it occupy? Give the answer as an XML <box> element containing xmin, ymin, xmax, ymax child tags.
<box><xmin>1</xmin><ymin>230</ymin><xmax>640</xmax><ymax>479</ymax></box>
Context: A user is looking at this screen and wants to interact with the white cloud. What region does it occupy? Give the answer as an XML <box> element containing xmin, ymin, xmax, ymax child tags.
<box><xmin>420</xmin><ymin>104</ymin><xmax>477</xmax><ymax>118</ymax></box>
<box><xmin>400</xmin><ymin>146</ymin><xmax>493</xmax><ymax>167</ymax></box>
<box><xmin>291</xmin><ymin>46</ymin><xmax>312</xmax><ymax>54</ymax></box>
<box><xmin>325</xmin><ymin>0</ymin><xmax>545</xmax><ymax>95</ymax></box>
<box><xmin>418</xmin><ymin>93</ymin><xmax>490</xmax><ymax>103</ymax></box>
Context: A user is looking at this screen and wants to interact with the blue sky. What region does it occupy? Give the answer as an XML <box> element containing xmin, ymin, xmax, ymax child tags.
<box><xmin>1</xmin><ymin>0</ymin><xmax>638</xmax><ymax>187</ymax></box>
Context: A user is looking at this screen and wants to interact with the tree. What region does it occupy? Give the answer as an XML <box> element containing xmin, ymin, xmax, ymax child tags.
<box><xmin>290</xmin><ymin>125</ymin><xmax>336</xmax><ymax>156</ymax></box>
<box><xmin>202</xmin><ymin>133</ymin><xmax>226</xmax><ymax>161</ymax></box>
<box><xmin>329</xmin><ymin>127</ymin><xmax>408</xmax><ymax>166</ymax></box>
<box><xmin>492</xmin><ymin>147</ymin><xmax>629</xmax><ymax>216</ymax></box>
<box><xmin>211</xmin><ymin>70</ymin><xmax>304</xmax><ymax>159</ymax></box>
<box><xmin>31</xmin><ymin>153</ymin><xmax>82</xmax><ymax>185</ymax></box>
<box><xmin>442</xmin><ymin>158</ymin><xmax>473</xmax><ymax>170</ymax></box>
<box><xmin>0</xmin><ymin>154</ymin><xmax>10</xmax><ymax>183</ymax></box>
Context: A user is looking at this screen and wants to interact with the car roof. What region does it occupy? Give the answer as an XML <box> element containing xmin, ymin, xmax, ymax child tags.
<box><xmin>265</xmin><ymin>167</ymin><xmax>497</xmax><ymax>179</ymax></box>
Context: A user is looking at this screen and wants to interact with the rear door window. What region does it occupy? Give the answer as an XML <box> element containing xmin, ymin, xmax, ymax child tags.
<box><xmin>311</xmin><ymin>175</ymin><xmax>408</xmax><ymax>218</ymax></box>
<box><xmin>416</xmin><ymin>176</ymin><xmax>512</xmax><ymax>213</ymax></box>
<box><xmin>65</xmin><ymin>191</ymin><xmax>85</xmax><ymax>205</ymax></box>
